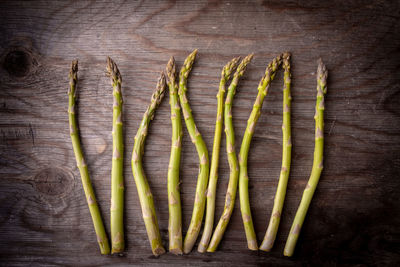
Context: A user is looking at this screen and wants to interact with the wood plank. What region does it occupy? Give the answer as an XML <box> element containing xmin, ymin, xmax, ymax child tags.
<box><xmin>0</xmin><ymin>0</ymin><xmax>399</xmax><ymax>265</ymax></box>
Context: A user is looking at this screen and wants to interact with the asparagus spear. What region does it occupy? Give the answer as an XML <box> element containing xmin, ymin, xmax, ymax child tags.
<box><xmin>179</xmin><ymin>50</ymin><xmax>210</xmax><ymax>254</ymax></box>
<box><xmin>260</xmin><ymin>52</ymin><xmax>292</xmax><ymax>252</ymax></box>
<box><xmin>166</xmin><ymin>57</ymin><xmax>183</xmax><ymax>255</ymax></box>
<box><xmin>239</xmin><ymin>54</ymin><xmax>283</xmax><ymax>250</ymax></box>
<box><xmin>284</xmin><ymin>59</ymin><xmax>328</xmax><ymax>257</ymax></box>
<box><xmin>197</xmin><ymin>56</ymin><xmax>240</xmax><ymax>253</ymax></box>
<box><xmin>68</xmin><ymin>60</ymin><xmax>110</xmax><ymax>254</ymax></box>
<box><xmin>106</xmin><ymin>57</ymin><xmax>125</xmax><ymax>254</ymax></box>
<box><xmin>131</xmin><ymin>72</ymin><xmax>167</xmax><ymax>256</ymax></box>
<box><xmin>207</xmin><ymin>54</ymin><xmax>254</xmax><ymax>252</ymax></box>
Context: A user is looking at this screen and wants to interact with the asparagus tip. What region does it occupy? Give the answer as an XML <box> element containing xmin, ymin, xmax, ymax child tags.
<box><xmin>182</xmin><ymin>49</ymin><xmax>198</xmax><ymax>70</ymax></box>
<box><xmin>179</xmin><ymin>49</ymin><xmax>198</xmax><ymax>85</ymax></box>
<box><xmin>231</xmin><ymin>56</ymin><xmax>241</xmax><ymax>67</ymax></box>
<box><xmin>154</xmin><ymin>71</ymin><xmax>166</xmax><ymax>105</ymax></box>
<box><xmin>157</xmin><ymin>71</ymin><xmax>166</xmax><ymax>91</ymax></box>
<box><xmin>283</xmin><ymin>52</ymin><xmax>291</xmax><ymax>72</ymax></box>
<box><xmin>241</xmin><ymin>53</ymin><xmax>254</xmax><ymax>67</ymax></box>
<box><xmin>317</xmin><ymin>58</ymin><xmax>328</xmax><ymax>93</ymax></box>
<box><xmin>317</xmin><ymin>58</ymin><xmax>328</xmax><ymax>79</ymax></box>
<box><xmin>191</xmin><ymin>48</ymin><xmax>198</xmax><ymax>56</ymax></box>
<box><xmin>69</xmin><ymin>60</ymin><xmax>78</xmax><ymax>91</ymax></box>
<box><xmin>106</xmin><ymin>56</ymin><xmax>122</xmax><ymax>84</ymax></box>
<box><xmin>222</xmin><ymin>56</ymin><xmax>241</xmax><ymax>79</ymax></box>
<box><xmin>69</xmin><ymin>60</ymin><xmax>78</xmax><ymax>78</ymax></box>
<box><xmin>276</xmin><ymin>53</ymin><xmax>284</xmax><ymax>65</ymax></box>
<box><xmin>71</xmin><ymin>59</ymin><xmax>78</xmax><ymax>72</ymax></box>
<box><xmin>166</xmin><ymin>57</ymin><xmax>176</xmax><ymax>81</ymax></box>
<box><xmin>283</xmin><ymin>52</ymin><xmax>291</xmax><ymax>60</ymax></box>
<box><xmin>234</xmin><ymin>53</ymin><xmax>254</xmax><ymax>78</ymax></box>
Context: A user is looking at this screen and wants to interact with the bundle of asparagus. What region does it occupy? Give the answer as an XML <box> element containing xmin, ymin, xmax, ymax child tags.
<box><xmin>67</xmin><ymin>52</ymin><xmax>328</xmax><ymax>257</ymax></box>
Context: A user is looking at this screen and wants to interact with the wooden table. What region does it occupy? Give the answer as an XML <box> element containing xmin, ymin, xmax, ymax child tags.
<box><xmin>1</xmin><ymin>1</ymin><xmax>399</xmax><ymax>265</ymax></box>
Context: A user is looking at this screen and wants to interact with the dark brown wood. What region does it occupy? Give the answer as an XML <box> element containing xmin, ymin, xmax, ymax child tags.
<box><xmin>0</xmin><ymin>0</ymin><xmax>399</xmax><ymax>265</ymax></box>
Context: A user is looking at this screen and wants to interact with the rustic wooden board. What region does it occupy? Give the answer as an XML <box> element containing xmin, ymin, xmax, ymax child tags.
<box><xmin>0</xmin><ymin>0</ymin><xmax>399</xmax><ymax>265</ymax></box>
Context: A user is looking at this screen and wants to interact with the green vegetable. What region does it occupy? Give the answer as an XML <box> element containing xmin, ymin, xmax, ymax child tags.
<box><xmin>260</xmin><ymin>52</ymin><xmax>292</xmax><ymax>251</ymax></box>
<box><xmin>179</xmin><ymin>50</ymin><xmax>210</xmax><ymax>254</ymax></box>
<box><xmin>239</xmin><ymin>54</ymin><xmax>283</xmax><ymax>250</ymax></box>
<box><xmin>284</xmin><ymin>59</ymin><xmax>328</xmax><ymax>257</ymax></box>
<box><xmin>207</xmin><ymin>54</ymin><xmax>253</xmax><ymax>252</ymax></box>
<box><xmin>166</xmin><ymin>57</ymin><xmax>183</xmax><ymax>255</ymax></box>
<box><xmin>68</xmin><ymin>60</ymin><xmax>110</xmax><ymax>254</ymax></box>
<box><xmin>131</xmin><ymin>72</ymin><xmax>167</xmax><ymax>256</ymax></box>
<box><xmin>106</xmin><ymin>57</ymin><xmax>125</xmax><ymax>254</ymax></box>
<box><xmin>197</xmin><ymin>56</ymin><xmax>240</xmax><ymax>253</ymax></box>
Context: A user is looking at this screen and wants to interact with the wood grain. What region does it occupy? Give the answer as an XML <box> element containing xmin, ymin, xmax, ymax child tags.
<box><xmin>0</xmin><ymin>0</ymin><xmax>399</xmax><ymax>265</ymax></box>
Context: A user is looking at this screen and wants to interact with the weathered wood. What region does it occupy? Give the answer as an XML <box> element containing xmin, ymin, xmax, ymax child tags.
<box><xmin>0</xmin><ymin>0</ymin><xmax>399</xmax><ymax>265</ymax></box>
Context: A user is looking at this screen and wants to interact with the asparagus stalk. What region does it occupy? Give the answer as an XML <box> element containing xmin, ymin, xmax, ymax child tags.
<box><xmin>106</xmin><ymin>57</ymin><xmax>125</xmax><ymax>254</ymax></box>
<box><xmin>68</xmin><ymin>60</ymin><xmax>110</xmax><ymax>254</ymax></box>
<box><xmin>197</xmin><ymin>56</ymin><xmax>240</xmax><ymax>253</ymax></box>
<box><xmin>131</xmin><ymin>72</ymin><xmax>167</xmax><ymax>256</ymax></box>
<box><xmin>179</xmin><ymin>50</ymin><xmax>210</xmax><ymax>254</ymax></box>
<box><xmin>239</xmin><ymin>54</ymin><xmax>283</xmax><ymax>250</ymax></box>
<box><xmin>260</xmin><ymin>52</ymin><xmax>292</xmax><ymax>252</ymax></box>
<box><xmin>207</xmin><ymin>54</ymin><xmax>254</xmax><ymax>252</ymax></box>
<box><xmin>284</xmin><ymin>59</ymin><xmax>328</xmax><ymax>257</ymax></box>
<box><xmin>166</xmin><ymin>57</ymin><xmax>183</xmax><ymax>255</ymax></box>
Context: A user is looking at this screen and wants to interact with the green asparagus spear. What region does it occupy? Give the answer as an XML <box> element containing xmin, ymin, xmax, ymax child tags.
<box><xmin>239</xmin><ymin>54</ymin><xmax>283</xmax><ymax>250</ymax></box>
<box><xmin>179</xmin><ymin>50</ymin><xmax>210</xmax><ymax>254</ymax></box>
<box><xmin>131</xmin><ymin>72</ymin><xmax>167</xmax><ymax>256</ymax></box>
<box><xmin>207</xmin><ymin>54</ymin><xmax>254</xmax><ymax>252</ymax></box>
<box><xmin>197</xmin><ymin>56</ymin><xmax>240</xmax><ymax>253</ymax></box>
<box><xmin>106</xmin><ymin>57</ymin><xmax>125</xmax><ymax>254</ymax></box>
<box><xmin>68</xmin><ymin>60</ymin><xmax>110</xmax><ymax>254</ymax></box>
<box><xmin>284</xmin><ymin>59</ymin><xmax>328</xmax><ymax>257</ymax></box>
<box><xmin>260</xmin><ymin>52</ymin><xmax>292</xmax><ymax>252</ymax></box>
<box><xmin>166</xmin><ymin>57</ymin><xmax>183</xmax><ymax>255</ymax></box>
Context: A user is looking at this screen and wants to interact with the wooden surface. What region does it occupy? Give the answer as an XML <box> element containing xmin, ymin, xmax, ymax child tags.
<box><xmin>1</xmin><ymin>0</ymin><xmax>399</xmax><ymax>265</ymax></box>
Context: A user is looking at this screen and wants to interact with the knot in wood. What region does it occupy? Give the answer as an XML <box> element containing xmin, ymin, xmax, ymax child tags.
<box><xmin>34</xmin><ymin>167</ymin><xmax>74</xmax><ymax>197</ymax></box>
<box><xmin>3</xmin><ymin>49</ymin><xmax>35</xmax><ymax>78</ymax></box>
